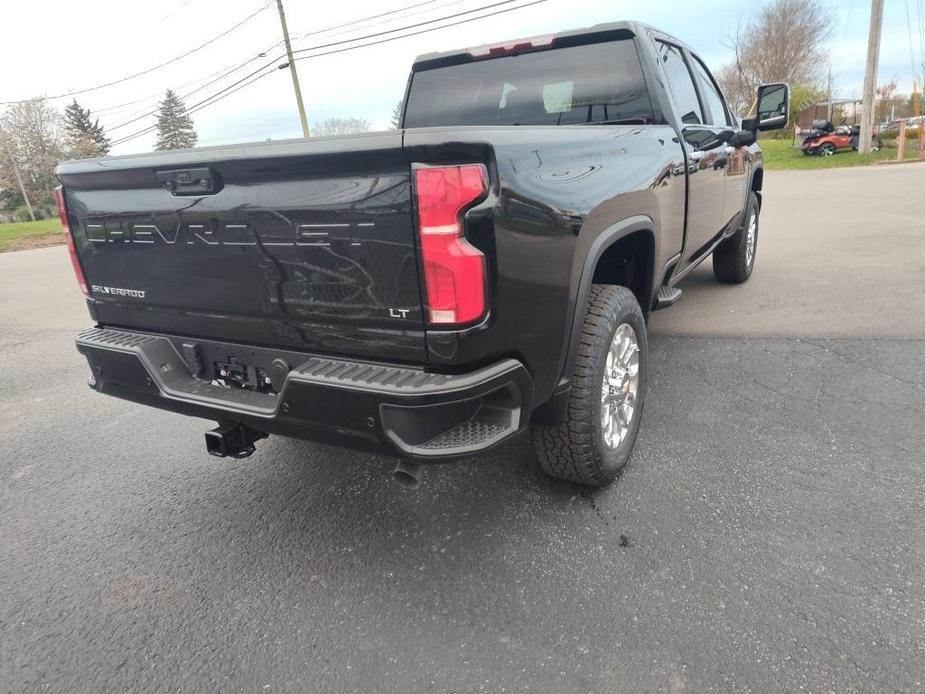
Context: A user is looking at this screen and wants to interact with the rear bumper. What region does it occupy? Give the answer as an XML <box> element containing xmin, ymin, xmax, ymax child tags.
<box><xmin>76</xmin><ymin>328</ymin><xmax>533</xmax><ymax>461</ymax></box>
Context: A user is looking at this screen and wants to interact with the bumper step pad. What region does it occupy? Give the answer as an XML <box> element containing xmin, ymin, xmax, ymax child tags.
<box><xmin>654</xmin><ymin>285</ymin><xmax>682</xmax><ymax>310</ymax></box>
<box><xmin>76</xmin><ymin>327</ymin><xmax>532</xmax><ymax>460</ymax></box>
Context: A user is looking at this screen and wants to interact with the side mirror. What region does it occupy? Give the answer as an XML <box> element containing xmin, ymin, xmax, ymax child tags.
<box><xmin>728</xmin><ymin>129</ymin><xmax>757</xmax><ymax>147</ymax></box>
<box><xmin>754</xmin><ymin>82</ymin><xmax>789</xmax><ymax>131</ymax></box>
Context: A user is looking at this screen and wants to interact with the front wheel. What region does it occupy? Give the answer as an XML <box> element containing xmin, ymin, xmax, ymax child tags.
<box><xmin>531</xmin><ymin>285</ymin><xmax>647</xmax><ymax>487</ymax></box>
<box><xmin>713</xmin><ymin>191</ymin><xmax>759</xmax><ymax>284</ymax></box>
<box><xmin>819</xmin><ymin>143</ymin><xmax>836</xmax><ymax>156</ymax></box>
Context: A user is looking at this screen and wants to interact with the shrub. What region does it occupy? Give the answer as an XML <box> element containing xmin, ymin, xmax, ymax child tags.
<box><xmin>12</xmin><ymin>205</ymin><xmax>50</xmax><ymax>222</ymax></box>
<box><xmin>880</xmin><ymin>127</ymin><xmax>919</xmax><ymax>141</ymax></box>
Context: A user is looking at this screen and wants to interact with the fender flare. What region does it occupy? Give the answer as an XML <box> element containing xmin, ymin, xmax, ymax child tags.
<box><xmin>558</xmin><ymin>214</ymin><xmax>656</xmax><ymax>384</ymax></box>
<box><xmin>749</xmin><ymin>162</ymin><xmax>764</xmax><ymax>209</ymax></box>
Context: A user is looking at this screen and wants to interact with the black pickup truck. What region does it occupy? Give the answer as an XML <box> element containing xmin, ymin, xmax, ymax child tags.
<box><xmin>56</xmin><ymin>21</ymin><xmax>789</xmax><ymax>487</ymax></box>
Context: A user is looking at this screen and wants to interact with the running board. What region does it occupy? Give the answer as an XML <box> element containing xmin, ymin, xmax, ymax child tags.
<box><xmin>653</xmin><ymin>286</ymin><xmax>682</xmax><ymax>311</ymax></box>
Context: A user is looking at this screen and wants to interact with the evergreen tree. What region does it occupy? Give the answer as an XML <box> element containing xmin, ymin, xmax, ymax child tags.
<box><xmin>154</xmin><ymin>89</ymin><xmax>197</xmax><ymax>150</ymax></box>
<box><xmin>64</xmin><ymin>100</ymin><xmax>110</xmax><ymax>158</ymax></box>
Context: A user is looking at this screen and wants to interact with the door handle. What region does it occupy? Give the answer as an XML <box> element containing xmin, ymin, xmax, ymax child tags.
<box><xmin>156</xmin><ymin>167</ymin><xmax>223</xmax><ymax>196</ymax></box>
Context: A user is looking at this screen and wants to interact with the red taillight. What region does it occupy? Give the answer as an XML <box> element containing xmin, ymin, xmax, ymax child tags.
<box><xmin>413</xmin><ymin>164</ymin><xmax>489</xmax><ymax>326</ymax></box>
<box><xmin>467</xmin><ymin>34</ymin><xmax>555</xmax><ymax>59</ymax></box>
<box><xmin>55</xmin><ymin>186</ymin><xmax>89</xmax><ymax>297</ymax></box>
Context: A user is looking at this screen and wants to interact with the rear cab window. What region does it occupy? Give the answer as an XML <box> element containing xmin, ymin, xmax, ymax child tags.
<box><xmin>690</xmin><ymin>55</ymin><xmax>732</xmax><ymax>126</ymax></box>
<box><xmin>404</xmin><ymin>39</ymin><xmax>655</xmax><ymax>127</ymax></box>
<box><xmin>654</xmin><ymin>40</ymin><xmax>703</xmax><ymax>126</ymax></box>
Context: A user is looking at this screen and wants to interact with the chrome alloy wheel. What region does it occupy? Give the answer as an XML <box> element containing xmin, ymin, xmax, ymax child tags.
<box><xmin>600</xmin><ymin>323</ymin><xmax>640</xmax><ymax>448</ymax></box>
<box><xmin>745</xmin><ymin>209</ymin><xmax>757</xmax><ymax>269</ymax></box>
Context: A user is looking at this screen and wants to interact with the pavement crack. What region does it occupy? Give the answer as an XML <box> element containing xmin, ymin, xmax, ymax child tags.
<box><xmin>801</xmin><ymin>339</ymin><xmax>925</xmax><ymax>391</ymax></box>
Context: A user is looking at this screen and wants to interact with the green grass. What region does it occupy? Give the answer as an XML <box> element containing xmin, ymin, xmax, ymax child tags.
<box><xmin>759</xmin><ymin>137</ymin><xmax>922</xmax><ymax>170</ymax></box>
<box><xmin>0</xmin><ymin>219</ymin><xmax>64</xmax><ymax>252</ymax></box>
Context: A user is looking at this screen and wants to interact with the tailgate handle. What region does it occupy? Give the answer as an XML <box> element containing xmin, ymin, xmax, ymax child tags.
<box><xmin>156</xmin><ymin>167</ymin><xmax>222</xmax><ymax>196</ymax></box>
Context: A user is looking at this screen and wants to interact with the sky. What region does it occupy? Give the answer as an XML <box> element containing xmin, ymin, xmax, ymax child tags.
<box><xmin>2</xmin><ymin>0</ymin><xmax>923</xmax><ymax>155</ymax></box>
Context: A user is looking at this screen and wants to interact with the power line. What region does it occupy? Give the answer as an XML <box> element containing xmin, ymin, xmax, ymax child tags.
<box><xmin>111</xmin><ymin>0</ymin><xmax>533</xmax><ymax>132</ymax></box>
<box><xmin>5</xmin><ymin>0</ymin><xmax>484</xmax><ymax>117</ymax></box>
<box><xmin>93</xmin><ymin>0</ymin><xmax>440</xmax><ymax>125</ymax></box>
<box><xmin>292</xmin><ymin>0</ymin><xmax>547</xmax><ymax>64</ymax></box>
<box><xmin>918</xmin><ymin>0</ymin><xmax>925</xmax><ymax>74</ymax></box>
<box><xmin>0</xmin><ymin>5</ymin><xmax>268</xmax><ymax>105</ymax></box>
<box><xmin>106</xmin><ymin>0</ymin><xmax>472</xmax><ymax>121</ymax></box>
<box><xmin>907</xmin><ymin>0</ymin><xmax>919</xmax><ymax>79</ymax></box>
<box><xmin>97</xmin><ymin>2</ymin><xmax>453</xmax><ymax>116</ymax></box>
<box><xmin>110</xmin><ymin>0</ymin><xmax>547</xmax><ymax>147</ymax></box>
<box><xmin>104</xmin><ymin>49</ymin><xmax>275</xmax><ymax>132</ymax></box>
<box><xmin>109</xmin><ymin>65</ymin><xmax>282</xmax><ymax>146</ymax></box>
<box><xmin>294</xmin><ymin>0</ymin><xmax>476</xmax><ymax>48</ymax></box>
<box><xmin>295</xmin><ymin>0</ymin><xmax>445</xmax><ymax>40</ymax></box>
<box><xmin>290</xmin><ymin>0</ymin><xmax>530</xmax><ymax>57</ymax></box>
<box><xmin>95</xmin><ymin>57</ymin><xmax>259</xmax><ymax>120</ymax></box>
<box><xmin>108</xmin><ymin>57</ymin><xmax>283</xmax><ymax>142</ymax></box>
<box><xmin>112</xmin><ymin>67</ymin><xmax>282</xmax><ymax>147</ymax></box>
<box><xmin>90</xmin><ymin>1</ymin><xmax>475</xmax><ymax>127</ymax></box>
<box><xmin>902</xmin><ymin>0</ymin><xmax>922</xmax><ymax>118</ymax></box>
<box><xmin>157</xmin><ymin>0</ymin><xmax>196</xmax><ymax>24</ymax></box>
<box><xmin>123</xmin><ymin>0</ymin><xmax>548</xmax><ymax>145</ymax></box>
<box><xmin>94</xmin><ymin>51</ymin><xmax>270</xmax><ymax>115</ymax></box>
<box><xmin>98</xmin><ymin>2</ymin><xmax>459</xmax><ymax>124</ymax></box>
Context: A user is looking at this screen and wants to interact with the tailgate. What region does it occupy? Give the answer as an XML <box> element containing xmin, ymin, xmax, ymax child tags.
<box><xmin>58</xmin><ymin>133</ymin><xmax>426</xmax><ymax>363</ymax></box>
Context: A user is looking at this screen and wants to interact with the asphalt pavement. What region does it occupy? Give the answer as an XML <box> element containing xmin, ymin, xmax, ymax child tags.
<box><xmin>1</xmin><ymin>163</ymin><xmax>924</xmax><ymax>693</ymax></box>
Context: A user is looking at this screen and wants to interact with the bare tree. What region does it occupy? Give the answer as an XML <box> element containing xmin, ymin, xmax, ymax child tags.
<box><xmin>0</xmin><ymin>99</ymin><xmax>63</xmax><ymax>216</ymax></box>
<box><xmin>390</xmin><ymin>100</ymin><xmax>403</xmax><ymax>129</ymax></box>
<box><xmin>717</xmin><ymin>0</ymin><xmax>834</xmax><ymax>116</ymax></box>
<box><xmin>312</xmin><ymin>117</ymin><xmax>372</xmax><ymax>137</ymax></box>
<box><xmin>875</xmin><ymin>80</ymin><xmax>898</xmax><ymax>122</ymax></box>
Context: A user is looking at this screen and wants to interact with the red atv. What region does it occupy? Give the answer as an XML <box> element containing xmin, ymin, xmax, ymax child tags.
<box><xmin>801</xmin><ymin>119</ymin><xmax>882</xmax><ymax>156</ymax></box>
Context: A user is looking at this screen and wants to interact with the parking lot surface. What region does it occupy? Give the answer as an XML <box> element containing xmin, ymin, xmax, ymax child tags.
<box><xmin>2</xmin><ymin>164</ymin><xmax>924</xmax><ymax>693</ymax></box>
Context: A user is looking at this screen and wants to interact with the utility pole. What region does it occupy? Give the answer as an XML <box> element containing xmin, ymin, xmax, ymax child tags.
<box><xmin>1</xmin><ymin>140</ymin><xmax>35</xmax><ymax>222</ymax></box>
<box><xmin>275</xmin><ymin>0</ymin><xmax>310</xmax><ymax>138</ymax></box>
<box><xmin>858</xmin><ymin>0</ymin><xmax>884</xmax><ymax>154</ymax></box>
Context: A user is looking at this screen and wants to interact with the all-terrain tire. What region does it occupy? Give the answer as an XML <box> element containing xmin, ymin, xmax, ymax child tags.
<box><xmin>531</xmin><ymin>285</ymin><xmax>647</xmax><ymax>487</ymax></box>
<box><xmin>713</xmin><ymin>191</ymin><xmax>759</xmax><ymax>284</ymax></box>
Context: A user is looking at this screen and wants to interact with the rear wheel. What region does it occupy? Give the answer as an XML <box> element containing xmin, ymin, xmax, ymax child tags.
<box><xmin>819</xmin><ymin>142</ymin><xmax>836</xmax><ymax>157</ymax></box>
<box><xmin>531</xmin><ymin>285</ymin><xmax>647</xmax><ymax>487</ymax></box>
<box><xmin>713</xmin><ymin>191</ymin><xmax>759</xmax><ymax>284</ymax></box>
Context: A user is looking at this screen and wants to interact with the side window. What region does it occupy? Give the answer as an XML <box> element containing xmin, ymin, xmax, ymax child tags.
<box><xmin>542</xmin><ymin>81</ymin><xmax>574</xmax><ymax>113</ymax></box>
<box><xmin>499</xmin><ymin>83</ymin><xmax>516</xmax><ymax>108</ymax></box>
<box><xmin>656</xmin><ymin>41</ymin><xmax>702</xmax><ymax>125</ymax></box>
<box><xmin>691</xmin><ymin>55</ymin><xmax>732</xmax><ymax>126</ymax></box>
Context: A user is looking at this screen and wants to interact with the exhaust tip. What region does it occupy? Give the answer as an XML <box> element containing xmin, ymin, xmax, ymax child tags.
<box><xmin>393</xmin><ymin>461</ymin><xmax>423</xmax><ymax>489</ymax></box>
